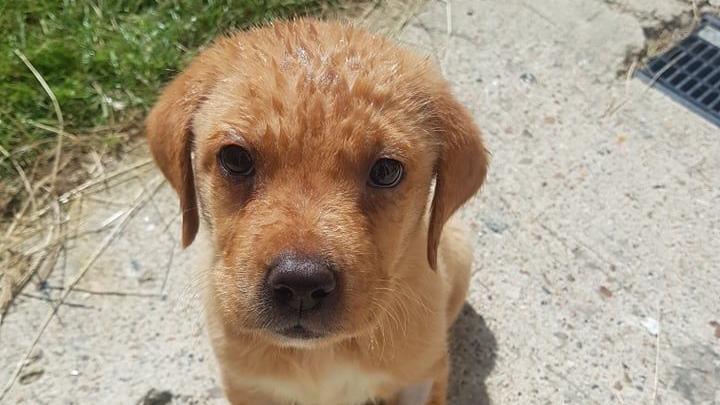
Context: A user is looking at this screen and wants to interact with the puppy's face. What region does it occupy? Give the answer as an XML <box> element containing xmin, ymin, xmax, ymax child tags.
<box><xmin>146</xmin><ymin>20</ymin><xmax>487</xmax><ymax>347</ymax></box>
<box><xmin>193</xmin><ymin>88</ymin><xmax>436</xmax><ymax>344</ymax></box>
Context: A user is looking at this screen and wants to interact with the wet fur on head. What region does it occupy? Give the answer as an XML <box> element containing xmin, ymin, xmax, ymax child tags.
<box><xmin>146</xmin><ymin>18</ymin><xmax>487</xmax><ymax>405</ymax></box>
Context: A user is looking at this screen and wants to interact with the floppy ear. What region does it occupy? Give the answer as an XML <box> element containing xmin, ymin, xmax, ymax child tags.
<box><xmin>146</xmin><ymin>58</ymin><xmax>218</xmax><ymax>248</ymax></box>
<box><xmin>426</xmin><ymin>86</ymin><xmax>489</xmax><ymax>270</ymax></box>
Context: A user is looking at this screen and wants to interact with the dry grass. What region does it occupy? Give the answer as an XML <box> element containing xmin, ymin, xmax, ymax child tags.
<box><xmin>1</xmin><ymin>174</ymin><xmax>165</xmax><ymax>399</ymax></box>
<box><xmin>0</xmin><ymin>151</ymin><xmax>155</xmax><ymax>323</ymax></box>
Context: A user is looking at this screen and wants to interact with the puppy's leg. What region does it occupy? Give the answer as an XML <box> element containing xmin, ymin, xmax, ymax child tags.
<box><xmin>225</xmin><ymin>386</ymin><xmax>279</xmax><ymax>405</ymax></box>
<box><xmin>439</xmin><ymin>219</ymin><xmax>473</xmax><ymax>325</ymax></box>
<box><xmin>426</xmin><ymin>354</ymin><xmax>450</xmax><ymax>405</ymax></box>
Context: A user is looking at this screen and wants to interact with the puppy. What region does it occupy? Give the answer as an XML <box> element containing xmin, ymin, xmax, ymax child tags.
<box><xmin>146</xmin><ymin>19</ymin><xmax>488</xmax><ymax>405</ymax></box>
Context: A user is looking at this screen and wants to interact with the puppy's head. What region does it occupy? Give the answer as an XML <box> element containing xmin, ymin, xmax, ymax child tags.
<box><xmin>147</xmin><ymin>20</ymin><xmax>487</xmax><ymax>347</ymax></box>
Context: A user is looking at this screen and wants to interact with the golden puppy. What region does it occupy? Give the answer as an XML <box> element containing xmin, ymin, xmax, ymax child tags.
<box><xmin>146</xmin><ymin>19</ymin><xmax>488</xmax><ymax>405</ymax></box>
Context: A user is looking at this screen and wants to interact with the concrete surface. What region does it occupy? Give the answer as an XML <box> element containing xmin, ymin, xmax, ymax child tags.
<box><xmin>2</xmin><ymin>0</ymin><xmax>719</xmax><ymax>404</ymax></box>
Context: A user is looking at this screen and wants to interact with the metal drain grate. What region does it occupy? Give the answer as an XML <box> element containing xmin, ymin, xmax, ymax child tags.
<box><xmin>637</xmin><ymin>15</ymin><xmax>720</xmax><ymax>127</ymax></box>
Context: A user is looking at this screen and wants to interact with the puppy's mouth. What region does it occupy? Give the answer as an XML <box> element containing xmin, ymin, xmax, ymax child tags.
<box><xmin>257</xmin><ymin>306</ymin><xmax>339</xmax><ymax>344</ymax></box>
<box><xmin>276</xmin><ymin>324</ymin><xmax>324</xmax><ymax>340</ymax></box>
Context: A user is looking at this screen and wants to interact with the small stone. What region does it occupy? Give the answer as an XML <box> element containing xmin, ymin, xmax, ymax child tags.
<box><xmin>137</xmin><ymin>389</ymin><xmax>173</xmax><ymax>405</ymax></box>
<box><xmin>598</xmin><ymin>286</ymin><xmax>613</xmax><ymax>299</ymax></box>
<box><xmin>130</xmin><ymin>259</ymin><xmax>141</xmax><ymax>272</ymax></box>
<box><xmin>520</xmin><ymin>72</ymin><xmax>537</xmax><ymax>84</ymax></box>
<box><xmin>641</xmin><ymin>317</ymin><xmax>659</xmax><ymax>337</ymax></box>
<box><xmin>19</xmin><ymin>368</ymin><xmax>44</xmax><ymax>385</ymax></box>
<box><xmin>711</xmin><ymin>321</ymin><xmax>720</xmax><ymax>338</ymax></box>
<box><xmin>70</xmin><ymin>369</ymin><xmax>80</xmax><ymax>377</ymax></box>
<box><xmin>139</xmin><ymin>271</ymin><xmax>155</xmax><ymax>283</ymax></box>
<box><xmin>482</xmin><ymin>218</ymin><xmax>509</xmax><ymax>234</ymax></box>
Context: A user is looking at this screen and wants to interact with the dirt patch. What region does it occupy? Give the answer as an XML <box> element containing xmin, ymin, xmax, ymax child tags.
<box><xmin>616</xmin><ymin>1</ymin><xmax>720</xmax><ymax>77</ymax></box>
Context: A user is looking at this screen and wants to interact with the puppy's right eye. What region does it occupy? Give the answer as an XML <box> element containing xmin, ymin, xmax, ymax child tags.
<box><xmin>218</xmin><ymin>145</ymin><xmax>254</xmax><ymax>177</ymax></box>
<box><xmin>368</xmin><ymin>158</ymin><xmax>404</xmax><ymax>188</ymax></box>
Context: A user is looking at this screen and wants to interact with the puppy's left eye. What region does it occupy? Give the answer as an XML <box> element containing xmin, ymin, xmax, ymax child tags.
<box><xmin>368</xmin><ymin>158</ymin><xmax>404</xmax><ymax>188</ymax></box>
<box><xmin>218</xmin><ymin>145</ymin><xmax>254</xmax><ymax>177</ymax></box>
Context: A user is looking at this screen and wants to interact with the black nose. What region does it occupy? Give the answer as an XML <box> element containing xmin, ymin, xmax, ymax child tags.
<box><xmin>266</xmin><ymin>254</ymin><xmax>337</xmax><ymax>312</ymax></box>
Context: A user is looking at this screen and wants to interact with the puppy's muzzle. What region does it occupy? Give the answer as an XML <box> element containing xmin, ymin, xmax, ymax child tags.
<box><xmin>263</xmin><ymin>252</ymin><xmax>340</xmax><ymax>338</ymax></box>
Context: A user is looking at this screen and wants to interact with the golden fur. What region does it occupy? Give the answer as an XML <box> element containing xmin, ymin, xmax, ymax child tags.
<box><xmin>146</xmin><ymin>19</ymin><xmax>488</xmax><ymax>405</ymax></box>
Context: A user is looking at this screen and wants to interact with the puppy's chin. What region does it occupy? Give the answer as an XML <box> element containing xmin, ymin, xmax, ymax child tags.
<box><xmin>259</xmin><ymin>327</ymin><xmax>342</xmax><ymax>349</ymax></box>
<box><xmin>256</xmin><ymin>313</ymin><xmax>387</xmax><ymax>350</ymax></box>
<box><xmin>278</xmin><ymin>324</ymin><xmax>325</xmax><ymax>340</ymax></box>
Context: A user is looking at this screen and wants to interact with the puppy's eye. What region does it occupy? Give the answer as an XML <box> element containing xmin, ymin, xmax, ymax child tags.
<box><xmin>218</xmin><ymin>145</ymin><xmax>254</xmax><ymax>176</ymax></box>
<box><xmin>368</xmin><ymin>158</ymin><xmax>404</xmax><ymax>188</ymax></box>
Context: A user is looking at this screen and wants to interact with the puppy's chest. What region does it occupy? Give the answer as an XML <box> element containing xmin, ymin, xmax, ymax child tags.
<box><xmin>245</xmin><ymin>363</ymin><xmax>389</xmax><ymax>405</ymax></box>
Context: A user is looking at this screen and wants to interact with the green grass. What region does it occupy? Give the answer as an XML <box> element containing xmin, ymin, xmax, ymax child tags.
<box><xmin>0</xmin><ymin>0</ymin><xmax>336</xmax><ymax>182</ymax></box>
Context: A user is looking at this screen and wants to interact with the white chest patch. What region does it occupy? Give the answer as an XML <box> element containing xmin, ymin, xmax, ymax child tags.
<box><xmin>397</xmin><ymin>380</ymin><xmax>432</xmax><ymax>405</ymax></box>
<box><xmin>244</xmin><ymin>364</ymin><xmax>389</xmax><ymax>405</ymax></box>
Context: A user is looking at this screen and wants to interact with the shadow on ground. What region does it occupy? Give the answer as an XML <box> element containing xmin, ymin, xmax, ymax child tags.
<box><xmin>448</xmin><ymin>304</ymin><xmax>497</xmax><ymax>405</ymax></box>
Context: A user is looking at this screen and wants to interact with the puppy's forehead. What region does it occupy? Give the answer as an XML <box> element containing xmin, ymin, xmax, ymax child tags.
<box><xmin>192</xmin><ymin>21</ymin><xmax>436</xmax><ymax>159</ymax></box>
